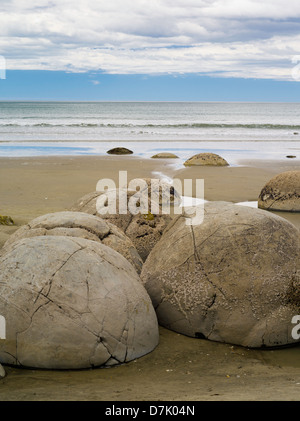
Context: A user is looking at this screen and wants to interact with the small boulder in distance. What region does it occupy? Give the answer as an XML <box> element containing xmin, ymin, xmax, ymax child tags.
<box><xmin>151</xmin><ymin>153</ymin><xmax>179</xmax><ymax>159</ymax></box>
<box><xmin>106</xmin><ymin>147</ymin><xmax>133</xmax><ymax>155</ymax></box>
<box><xmin>184</xmin><ymin>153</ymin><xmax>229</xmax><ymax>167</ymax></box>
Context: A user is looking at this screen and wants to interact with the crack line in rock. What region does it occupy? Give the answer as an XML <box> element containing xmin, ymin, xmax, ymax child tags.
<box><xmin>190</xmin><ymin>224</ymin><xmax>226</xmax><ymax>299</ymax></box>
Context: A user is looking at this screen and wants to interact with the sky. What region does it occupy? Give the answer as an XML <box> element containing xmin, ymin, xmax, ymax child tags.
<box><xmin>0</xmin><ymin>0</ymin><xmax>300</xmax><ymax>101</ymax></box>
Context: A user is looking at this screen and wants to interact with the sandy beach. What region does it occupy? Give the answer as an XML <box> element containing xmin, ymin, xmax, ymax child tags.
<box><xmin>0</xmin><ymin>154</ymin><xmax>299</xmax><ymax>401</ymax></box>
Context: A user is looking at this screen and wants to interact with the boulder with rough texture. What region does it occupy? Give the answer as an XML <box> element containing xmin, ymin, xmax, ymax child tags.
<box><xmin>71</xmin><ymin>189</ymin><xmax>172</xmax><ymax>261</ymax></box>
<box><xmin>258</xmin><ymin>171</ymin><xmax>300</xmax><ymax>212</ymax></box>
<box><xmin>0</xmin><ymin>363</ymin><xmax>5</xmax><ymax>378</ymax></box>
<box><xmin>106</xmin><ymin>147</ymin><xmax>133</xmax><ymax>155</ymax></box>
<box><xmin>151</xmin><ymin>153</ymin><xmax>179</xmax><ymax>159</ymax></box>
<box><xmin>3</xmin><ymin>211</ymin><xmax>143</xmax><ymax>274</ymax></box>
<box><xmin>184</xmin><ymin>153</ymin><xmax>229</xmax><ymax>167</ymax></box>
<box><xmin>141</xmin><ymin>202</ymin><xmax>300</xmax><ymax>348</ymax></box>
<box><xmin>0</xmin><ymin>236</ymin><xmax>159</xmax><ymax>369</ymax></box>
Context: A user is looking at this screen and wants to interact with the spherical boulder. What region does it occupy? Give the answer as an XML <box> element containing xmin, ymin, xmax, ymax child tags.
<box><xmin>141</xmin><ymin>201</ymin><xmax>300</xmax><ymax>348</ymax></box>
<box><xmin>106</xmin><ymin>147</ymin><xmax>133</xmax><ymax>155</ymax></box>
<box><xmin>0</xmin><ymin>236</ymin><xmax>159</xmax><ymax>369</ymax></box>
<box><xmin>184</xmin><ymin>153</ymin><xmax>229</xmax><ymax>167</ymax></box>
<box><xmin>258</xmin><ymin>170</ymin><xmax>300</xmax><ymax>212</ymax></box>
<box><xmin>151</xmin><ymin>153</ymin><xmax>179</xmax><ymax>159</ymax></box>
<box><xmin>3</xmin><ymin>211</ymin><xmax>143</xmax><ymax>274</ymax></box>
<box><xmin>71</xmin><ymin>188</ymin><xmax>172</xmax><ymax>261</ymax></box>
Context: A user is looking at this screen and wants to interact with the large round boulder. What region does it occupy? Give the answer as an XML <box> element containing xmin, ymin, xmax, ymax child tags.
<box><xmin>141</xmin><ymin>202</ymin><xmax>300</xmax><ymax>348</ymax></box>
<box><xmin>184</xmin><ymin>153</ymin><xmax>229</xmax><ymax>167</ymax></box>
<box><xmin>71</xmin><ymin>188</ymin><xmax>172</xmax><ymax>261</ymax></box>
<box><xmin>258</xmin><ymin>170</ymin><xmax>300</xmax><ymax>212</ymax></box>
<box><xmin>3</xmin><ymin>211</ymin><xmax>143</xmax><ymax>274</ymax></box>
<box><xmin>0</xmin><ymin>236</ymin><xmax>159</xmax><ymax>369</ymax></box>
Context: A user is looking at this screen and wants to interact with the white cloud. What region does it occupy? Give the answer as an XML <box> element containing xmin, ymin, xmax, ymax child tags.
<box><xmin>0</xmin><ymin>0</ymin><xmax>300</xmax><ymax>80</ymax></box>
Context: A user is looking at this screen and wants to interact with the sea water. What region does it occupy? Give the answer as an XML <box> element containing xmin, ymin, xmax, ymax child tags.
<box><xmin>0</xmin><ymin>101</ymin><xmax>299</xmax><ymax>163</ymax></box>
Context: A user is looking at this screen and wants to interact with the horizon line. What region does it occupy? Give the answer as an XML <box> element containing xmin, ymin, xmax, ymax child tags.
<box><xmin>1</xmin><ymin>100</ymin><xmax>300</xmax><ymax>104</ymax></box>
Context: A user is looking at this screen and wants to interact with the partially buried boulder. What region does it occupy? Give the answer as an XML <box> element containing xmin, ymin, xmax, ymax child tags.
<box><xmin>258</xmin><ymin>170</ymin><xmax>300</xmax><ymax>212</ymax></box>
<box><xmin>184</xmin><ymin>153</ymin><xmax>229</xmax><ymax>167</ymax></box>
<box><xmin>106</xmin><ymin>147</ymin><xmax>133</xmax><ymax>155</ymax></box>
<box><xmin>151</xmin><ymin>153</ymin><xmax>179</xmax><ymax>159</ymax></box>
<box><xmin>3</xmin><ymin>211</ymin><xmax>143</xmax><ymax>274</ymax></box>
<box><xmin>0</xmin><ymin>236</ymin><xmax>159</xmax><ymax>369</ymax></box>
<box><xmin>141</xmin><ymin>201</ymin><xmax>300</xmax><ymax>348</ymax></box>
<box><xmin>71</xmin><ymin>187</ymin><xmax>173</xmax><ymax>261</ymax></box>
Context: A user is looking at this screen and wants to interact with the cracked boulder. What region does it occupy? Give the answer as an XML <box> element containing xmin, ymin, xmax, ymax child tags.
<box><xmin>3</xmin><ymin>211</ymin><xmax>143</xmax><ymax>274</ymax></box>
<box><xmin>0</xmin><ymin>236</ymin><xmax>159</xmax><ymax>369</ymax></box>
<box><xmin>71</xmin><ymin>188</ymin><xmax>172</xmax><ymax>261</ymax></box>
<box><xmin>141</xmin><ymin>201</ymin><xmax>300</xmax><ymax>348</ymax></box>
<box><xmin>258</xmin><ymin>170</ymin><xmax>300</xmax><ymax>212</ymax></box>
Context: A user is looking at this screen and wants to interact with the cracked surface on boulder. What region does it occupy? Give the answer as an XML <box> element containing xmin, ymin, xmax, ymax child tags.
<box><xmin>258</xmin><ymin>170</ymin><xmax>300</xmax><ymax>212</ymax></box>
<box><xmin>71</xmin><ymin>189</ymin><xmax>172</xmax><ymax>261</ymax></box>
<box><xmin>0</xmin><ymin>236</ymin><xmax>159</xmax><ymax>369</ymax></box>
<box><xmin>3</xmin><ymin>211</ymin><xmax>143</xmax><ymax>274</ymax></box>
<box><xmin>141</xmin><ymin>201</ymin><xmax>300</xmax><ymax>348</ymax></box>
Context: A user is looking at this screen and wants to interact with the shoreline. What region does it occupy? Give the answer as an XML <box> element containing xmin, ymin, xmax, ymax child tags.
<box><xmin>1</xmin><ymin>140</ymin><xmax>299</xmax><ymax>167</ymax></box>
<box><xmin>0</xmin><ymin>154</ymin><xmax>299</xmax><ymax>401</ymax></box>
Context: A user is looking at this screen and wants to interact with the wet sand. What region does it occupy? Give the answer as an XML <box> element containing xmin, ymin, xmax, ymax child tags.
<box><xmin>0</xmin><ymin>155</ymin><xmax>299</xmax><ymax>401</ymax></box>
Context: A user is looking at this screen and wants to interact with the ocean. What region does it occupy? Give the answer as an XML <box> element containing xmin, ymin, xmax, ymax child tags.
<box><xmin>0</xmin><ymin>101</ymin><xmax>300</xmax><ymax>164</ymax></box>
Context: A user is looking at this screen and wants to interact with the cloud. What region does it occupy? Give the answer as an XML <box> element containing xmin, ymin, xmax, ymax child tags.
<box><xmin>0</xmin><ymin>0</ymin><xmax>300</xmax><ymax>80</ymax></box>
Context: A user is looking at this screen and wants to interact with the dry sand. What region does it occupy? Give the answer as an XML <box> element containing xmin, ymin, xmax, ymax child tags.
<box><xmin>0</xmin><ymin>155</ymin><xmax>299</xmax><ymax>401</ymax></box>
